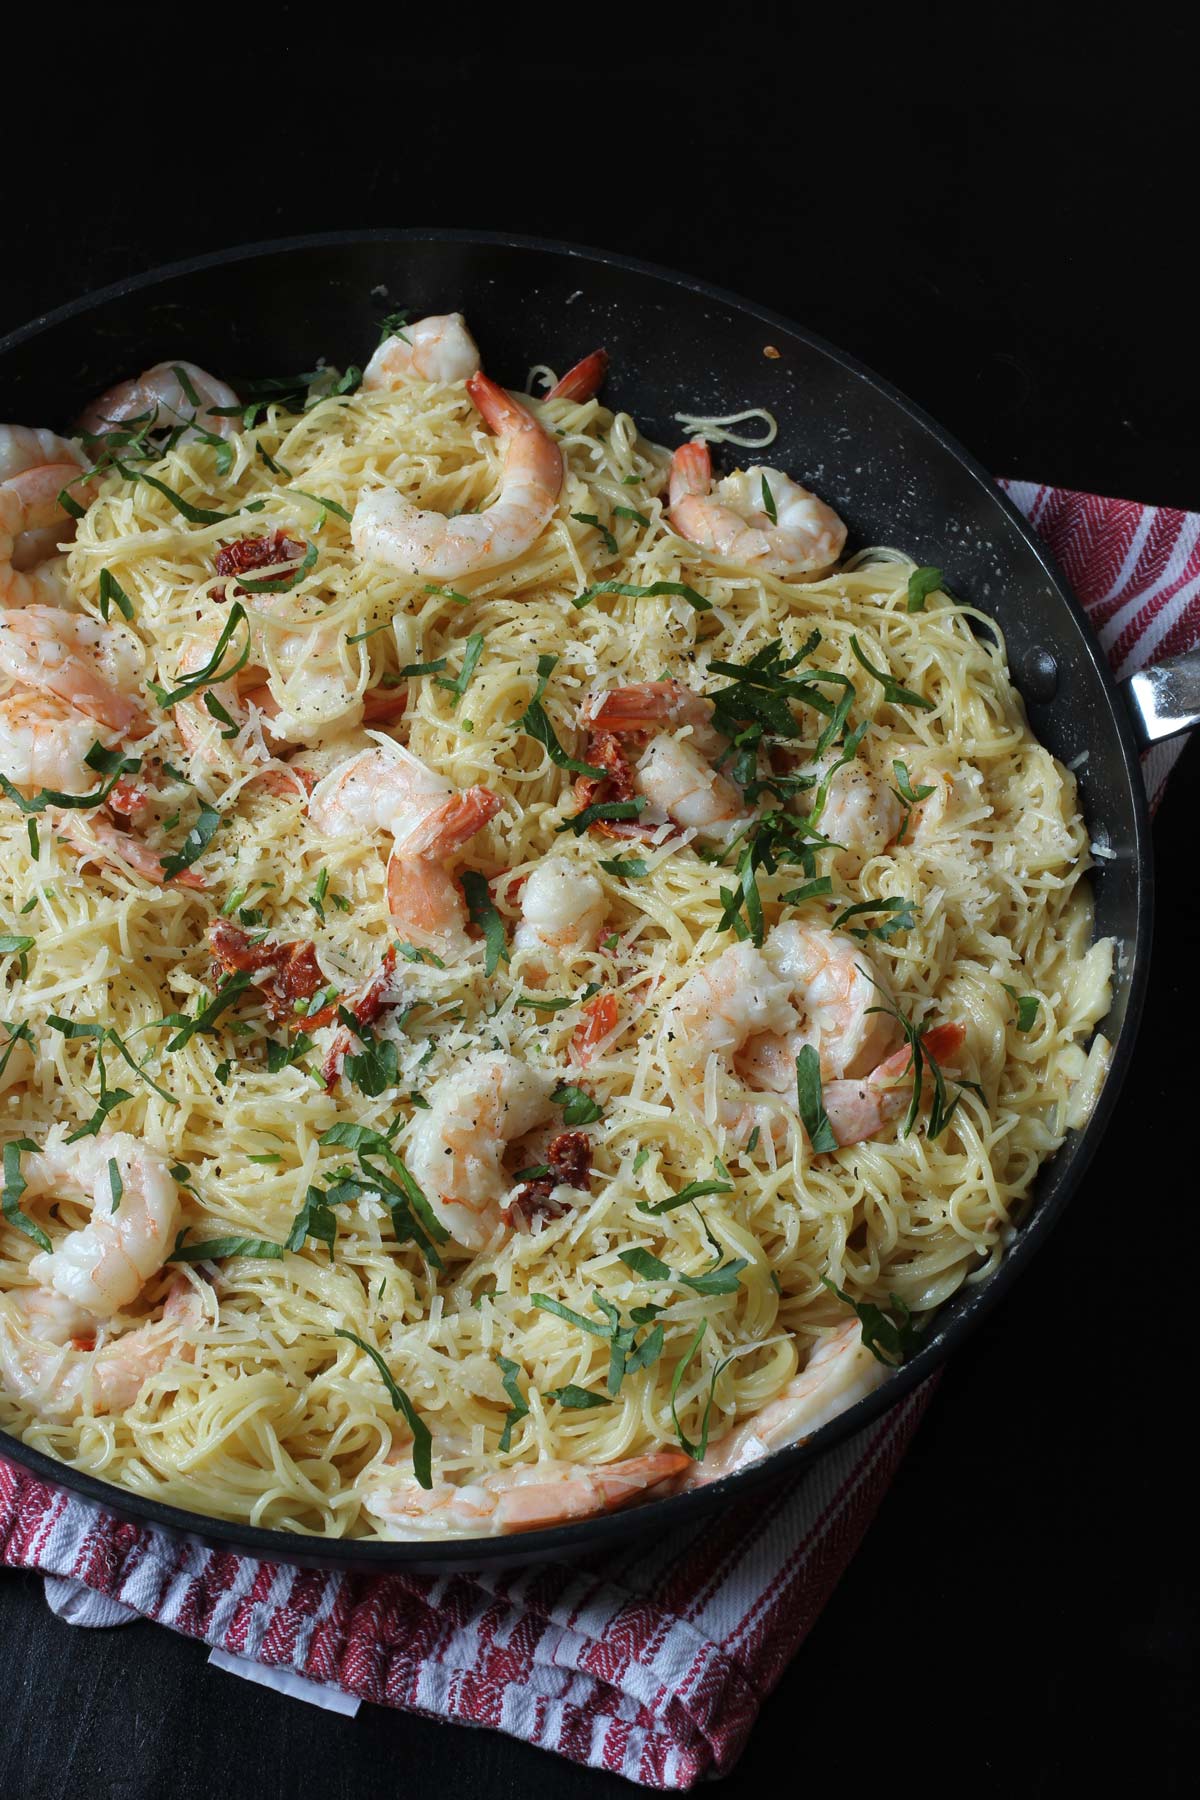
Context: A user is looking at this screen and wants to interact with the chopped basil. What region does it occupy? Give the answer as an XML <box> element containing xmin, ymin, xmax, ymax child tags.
<box><xmin>571</xmin><ymin>511</ymin><xmax>618</xmax><ymax>555</ymax></box>
<box><xmin>545</xmin><ymin>1385</ymin><xmax>609</xmax><ymax>1408</ymax></box>
<box><xmin>289</xmin><ymin>488</ymin><xmax>352</xmax><ymax>524</ymax></box>
<box><xmin>760</xmin><ymin>474</ymin><xmax>778</xmax><ymax>524</ymax></box>
<box><xmin>160</xmin><ymin>805</ymin><xmax>221</xmax><ymax>881</ymax></box>
<box><xmin>2</xmin><ymin>1139</ymin><xmax>51</xmax><ymax>1252</ymax></box>
<box><xmin>849</xmin><ymin>635</ymin><xmax>935</xmax><ymax>711</ymax></box>
<box><xmin>796</xmin><ymin>1044</ymin><xmax>838</xmax><ymax>1154</ymax></box>
<box><xmin>531</xmin><ymin>1290</ymin><xmax>664</xmax><ymax>1396</ymax></box>
<box><xmin>613</xmin><ymin>504</ymin><xmax>651</xmax><ymax>528</ymax></box>
<box><xmin>552</xmin><ymin>1082</ymin><xmax>602</xmax><ymax>1126</ymax></box>
<box><xmin>669</xmin><ymin>1320</ymin><xmax>729</xmax><ymax>1461</ymax></box>
<box><xmin>516</xmin><ymin>654</ymin><xmax>605</xmax><ymax>778</ymax></box>
<box><xmin>618</xmin><ymin>1246</ymin><xmax>671</xmax><ymax>1282</ymax></box>
<box><xmin>831</xmin><ymin>897</ymin><xmax>920</xmax><ymax>942</ymax></box>
<box><xmin>779</xmin><ymin>875</ymin><xmax>834</xmax><ymax>905</ymax></box>
<box><xmin>820</xmin><ymin>1276</ymin><xmax>921</xmax><ymax>1368</ymax></box>
<box><xmin>460</xmin><ymin>870</ymin><xmax>508</xmax><ymax>976</ymax></box>
<box><xmin>434</xmin><ymin>632</ymin><xmax>484</xmax><ymax>707</ymax></box>
<box><xmin>0</xmin><ymin>742</ymin><xmax>142</xmax><ymax>816</ymax></box>
<box><xmin>169</xmin><ymin>1232</ymin><xmax>286</xmax><ymax>1262</ymax></box>
<box><xmin>334</xmin><ymin>1328</ymin><xmax>431</xmax><ymax>1487</ymax></box>
<box><xmin>423</xmin><ymin>583</ymin><xmax>473</xmax><ymax>606</ymax></box>
<box><xmin>637</xmin><ymin>1176</ymin><xmax>733</xmax><ymax>1217</ymax></box>
<box><xmin>906</xmin><ymin>566</ymin><xmax>945</xmax><ymax>613</ymax></box>
<box><xmin>599</xmin><ymin>854</ymin><xmax>648</xmax><ymax>879</ymax></box>
<box><xmin>574</xmin><ymin>578</ymin><xmax>711</xmax><ymax>612</ymax></box>
<box><xmin>107</xmin><ymin>1157</ymin><xmax>123</xmax><ymax>1212</ymax></box>
<box><xmin>344</xmin><ymin>1037</ymin><xmax>400</xmax><ymax>1099</ymax></box>
<box><xmin>556</xmin><ymin>796</ymin><xmax>647</xmax><ymax>836</ymax></box>
<box><xmin>149</xmin><ymin>603</ymin><xmax>251</xmax><ymax>710</ymax></box>
<box><xmin>98</xmin><ymin>569</ymin><xmax>135</xmax><ymax>622</ymax></box>
<box><xmin>495</xmin><ymin>1353</ymin><xmax>529</xmax><ymax>1452</ymax></box>
<box><xmin>114</xmin><ymin>459</ymin><xmax>235</xmax><ymax>526</ymax></box>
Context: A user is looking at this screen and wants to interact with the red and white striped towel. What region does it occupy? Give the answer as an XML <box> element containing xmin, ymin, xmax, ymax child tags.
<box><xmin>1</xmin><ymin>483</ymin><xmax>1194</xmax><ymax>1788</ymax></box>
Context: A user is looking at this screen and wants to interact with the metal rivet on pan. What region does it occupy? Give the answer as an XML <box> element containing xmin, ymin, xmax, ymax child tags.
<box><xmin>1023</xmin><ymin>647</ymin><xmax>1059</xmax><ymax>701</ymax></box>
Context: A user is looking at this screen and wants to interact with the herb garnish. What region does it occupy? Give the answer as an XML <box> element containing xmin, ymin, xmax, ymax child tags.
<box><xmin>820</xmin><ymin>1276</ymin><xmax>922</xmax><ymax>1368</ymax></box>
<box><xmin>516</xmin><ymin>653</ymin><xmax>605</xmax><ymax>777</ymax></box>
<box><xmin>335</xmin><ymin>1328</ymin><xmax>431</xmax><ymax>1488</ymax></box>
<box><xmin>149</xmin><ymin>603</ymin><xmax>251</xmax><ymax>710</ymax></box>
<box><xmin>531</xmin><ymin>1291</ymin><xmax>665</xmax><ymax>1396</ymax></box>
<box><xmin>552</xmin><ymin>1082</ymin><xmax>603</xmax><ymax>1126</ymax></box>
<box><xmin>556</xmin><ymin>796</ymin><xmax>648</xmax><ymax>836</ymax></box>
<box><xmin>460</xmin><ymin>870</ymin><xmax>508</xmax><ymax>976</ymax></box>
<box><xmin>571</xmin><ymin>512</ymin><xmax>618</xmax><ymax>555</ymax></box>
<box><xmin>849</xmin><ymin>636</ymin><xmax>934</xmax><ymax>711</ymax></box>
<box><xmin>669</xmin><ymin>1320</ymin><xmax>730</xmax><ymax>1460</ymax></box>
<box><xmin>434</xmin><ymin>632</ymin><xmax>484</xmax><ymax>708</ymax></box>
<box><xmin>573</xmin><ymin>579</ymin><xmax>711</xmax><ymax>612</ymax></box>
<box><xmin>495</xmin><ymin>1354</ymin><xmax>529</xmax><ymax>1451</ymax></box>
<box><xmin>831</xmin><ymin>897</ymin><xmax>920</xmax><ymax>942</ymax></box>
<box><xmin>169</xmin><ymin>1232</ymin><xmax>285</xmax><ymax>1262</ymax></box>
<box><xmin>2</xmin><ymin>1140</ymin><xmax>51</xmax><ymax>1251</ymax></box>
<box><xmin>0</xmin><ymin>742</ymin><xmax>142</xmax><ymax>816</ymax></box>
<box><xmin>795</xmin><ymin>1045</ymin><xmax>838</xmax><ymax>1153</ymax></box>
<box><xmin>906</xmin><ymin>566</ymin><xmax>945</xmax><ymax>613</ymax></box>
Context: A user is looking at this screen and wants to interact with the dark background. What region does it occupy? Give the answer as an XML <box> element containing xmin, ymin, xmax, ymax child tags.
<box><xmin>2</xmin><ymin>39</ymin><xmax>1197</xmax><ymax>1798</ymax></box>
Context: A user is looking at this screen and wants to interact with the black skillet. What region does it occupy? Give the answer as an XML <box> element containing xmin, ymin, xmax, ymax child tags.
<box><xmin>0</xmin><ymin>231</ymin><xmax>1189</xmax><ymax>1571</ymax></box>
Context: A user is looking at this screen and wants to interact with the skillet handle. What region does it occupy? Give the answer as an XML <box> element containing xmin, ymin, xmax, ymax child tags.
<box><xmin>1121</xmin><ymin>650</ymin><xmax>1200</xmax><ymax>748</ymax></box>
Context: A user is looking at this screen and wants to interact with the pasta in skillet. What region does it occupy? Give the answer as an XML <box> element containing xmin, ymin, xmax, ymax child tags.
<box><xmin>0</xmin><ymin>315</ymin><xmax>1112</xmax><ymax>1537</ymax></box>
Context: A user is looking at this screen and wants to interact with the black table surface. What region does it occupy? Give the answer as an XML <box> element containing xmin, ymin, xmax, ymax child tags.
<box><xmin>2</xmin><ymin>50</ymin><xmax>1197</xmax><ymax>1798</ymax></box>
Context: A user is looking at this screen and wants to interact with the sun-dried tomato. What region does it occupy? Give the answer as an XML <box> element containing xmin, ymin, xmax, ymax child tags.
<box><xmin>572</xmin><ymin>730</ymin><xmax>653</xmax><ymax>838</ymax></box>
<box><xmin>213</xmin><ymin>532</ymin><xmax>305</xmax><ymax>595</ymax></box>
<box><xmin>209</xmin><ymin>920</ymin><xmax>333</xmax><ymax>1026</ymax></box>
<box><xmin>504</xmin><ymin>1131</ymin><xmax>594</xmax><ymax>1232</ymax></box>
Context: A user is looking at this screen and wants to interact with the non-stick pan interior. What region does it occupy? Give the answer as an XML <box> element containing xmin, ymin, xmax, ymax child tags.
<box><xmin>0</xmin><ymin>232</ymin><xmax>1152</xmax><ymax>1569</ymax></box>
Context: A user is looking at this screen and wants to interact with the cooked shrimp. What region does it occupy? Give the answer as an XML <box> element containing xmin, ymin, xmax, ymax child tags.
<box><xmin>309</xmin><ymin>743</ymin><xmax>500</xmax><ymax>952</ymax></box>
<box><xmin>810</xmin><ymin>754</ymin><xmax>903</xmax><ymax>871</ymax></box>
<box><xmin>352</xmin><ymin>372</ymin><xmax>563</xmax><ymax>579</ymax></box>
<box><xmin>0</xmin><ymin>440</ymin><xmax>95</xmax><ymax>606</ymax></box>
<box><xmin>669</xmin><ymin>921</ymin><xmax>898</xmax><ymax>1083</ymax></box>
<box><xmin>0</xmin><ymin>1282</ymin><xmax>199</xmax><ymax>1420</ymax></box>
<box><xmin>16</xmin><ymin>1130</ymin><xmax>181</xmax><ymax>1318</ymax></box>
<box><xmin>668</xmin><ymin>441</ymin><xmax>846</xmax><ymax>579</ymax></box>
<box><xmin>362</xmin><ymin>1448</ymin><xmax>688</xmax><ymax>1538</ymax></box>
<box><xmin>582</xmin><ymin>680</ymin><xmax>753</xmax><ymax>846</ymax></box>
<box><xmin>363</xmin><ymin>314</ymin><xmax>481</xmax><ymax>388</ymax></box>
<box><xmin>0</xmin><ymin>605</ymin><xmax>146</xmax><ymax>736</ymax></box>
<box><xmin>57</xmin><ymin>813</ymin><xmax>206</xmax><ymax>891</ymax></box>
<box><xmin>542</xmin><ymin>348</ymin><xmax>609</xmax><ymax>403</ymax></box>
<box><xmin>682</xmin><ymin>1318</ymin><xmax>888</xmax><ymax>1486</ymax></box>
<box><xmin>513</xmin><ymin>856</ymin><xmax>606</xmax><ymax>972</ymax></box>
<box><xmin>0</xmin><ymin>689</ymin><xmax>115</xmax><ymax>795</ymax></box>
<box><xmin>77</xmin><ymin>360</ymin><xmax>239</xmax><ymax>443</ymax></box>
<box><xmin>404</xmin><ymin>1052</ymin><xmax>559</xmax><ymax>1251</ymax></box>
<box><xmin>821</xmin><ymin>1022</ymin><xmax>966</xmax><ymax>1148</ymax></box>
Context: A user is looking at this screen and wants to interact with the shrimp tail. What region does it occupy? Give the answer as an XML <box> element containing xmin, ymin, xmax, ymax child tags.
<box><xmin>465</xmin><ymin>372</ymin><xmax>538</xmax><ymax>438</ymax></box>
<box><xmin>544</xmin><ymin>349</ymin><xmax>609</xmax><ymax>404</ymax></box>
<box><xmin>668</xmin><ymin>440</ymin><xmax>713</xmax><ymax>506</ymax></box>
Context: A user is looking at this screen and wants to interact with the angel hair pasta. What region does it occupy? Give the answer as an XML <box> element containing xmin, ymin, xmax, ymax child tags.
<box><xmin>0</xmin><ymin>318</ymin><xmax>1113</xmax><ymax>1539</ymax></box>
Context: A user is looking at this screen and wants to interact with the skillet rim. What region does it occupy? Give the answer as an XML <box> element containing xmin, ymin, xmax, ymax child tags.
<box><xmin>0</xmin><ymin>228</ymin><xmax>1154</xmax><ymax>1570</ymax></box>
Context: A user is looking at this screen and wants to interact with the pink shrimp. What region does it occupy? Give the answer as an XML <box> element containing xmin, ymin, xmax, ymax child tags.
<box><xmin>668</xmin><ymin>440</ymin><xmax>846</xmax><ymax>579</ymax></box>
<box><xmin>352</xmin><ymin>372</ymin><xmax>564</xmax><ymax>578</ymax></box>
